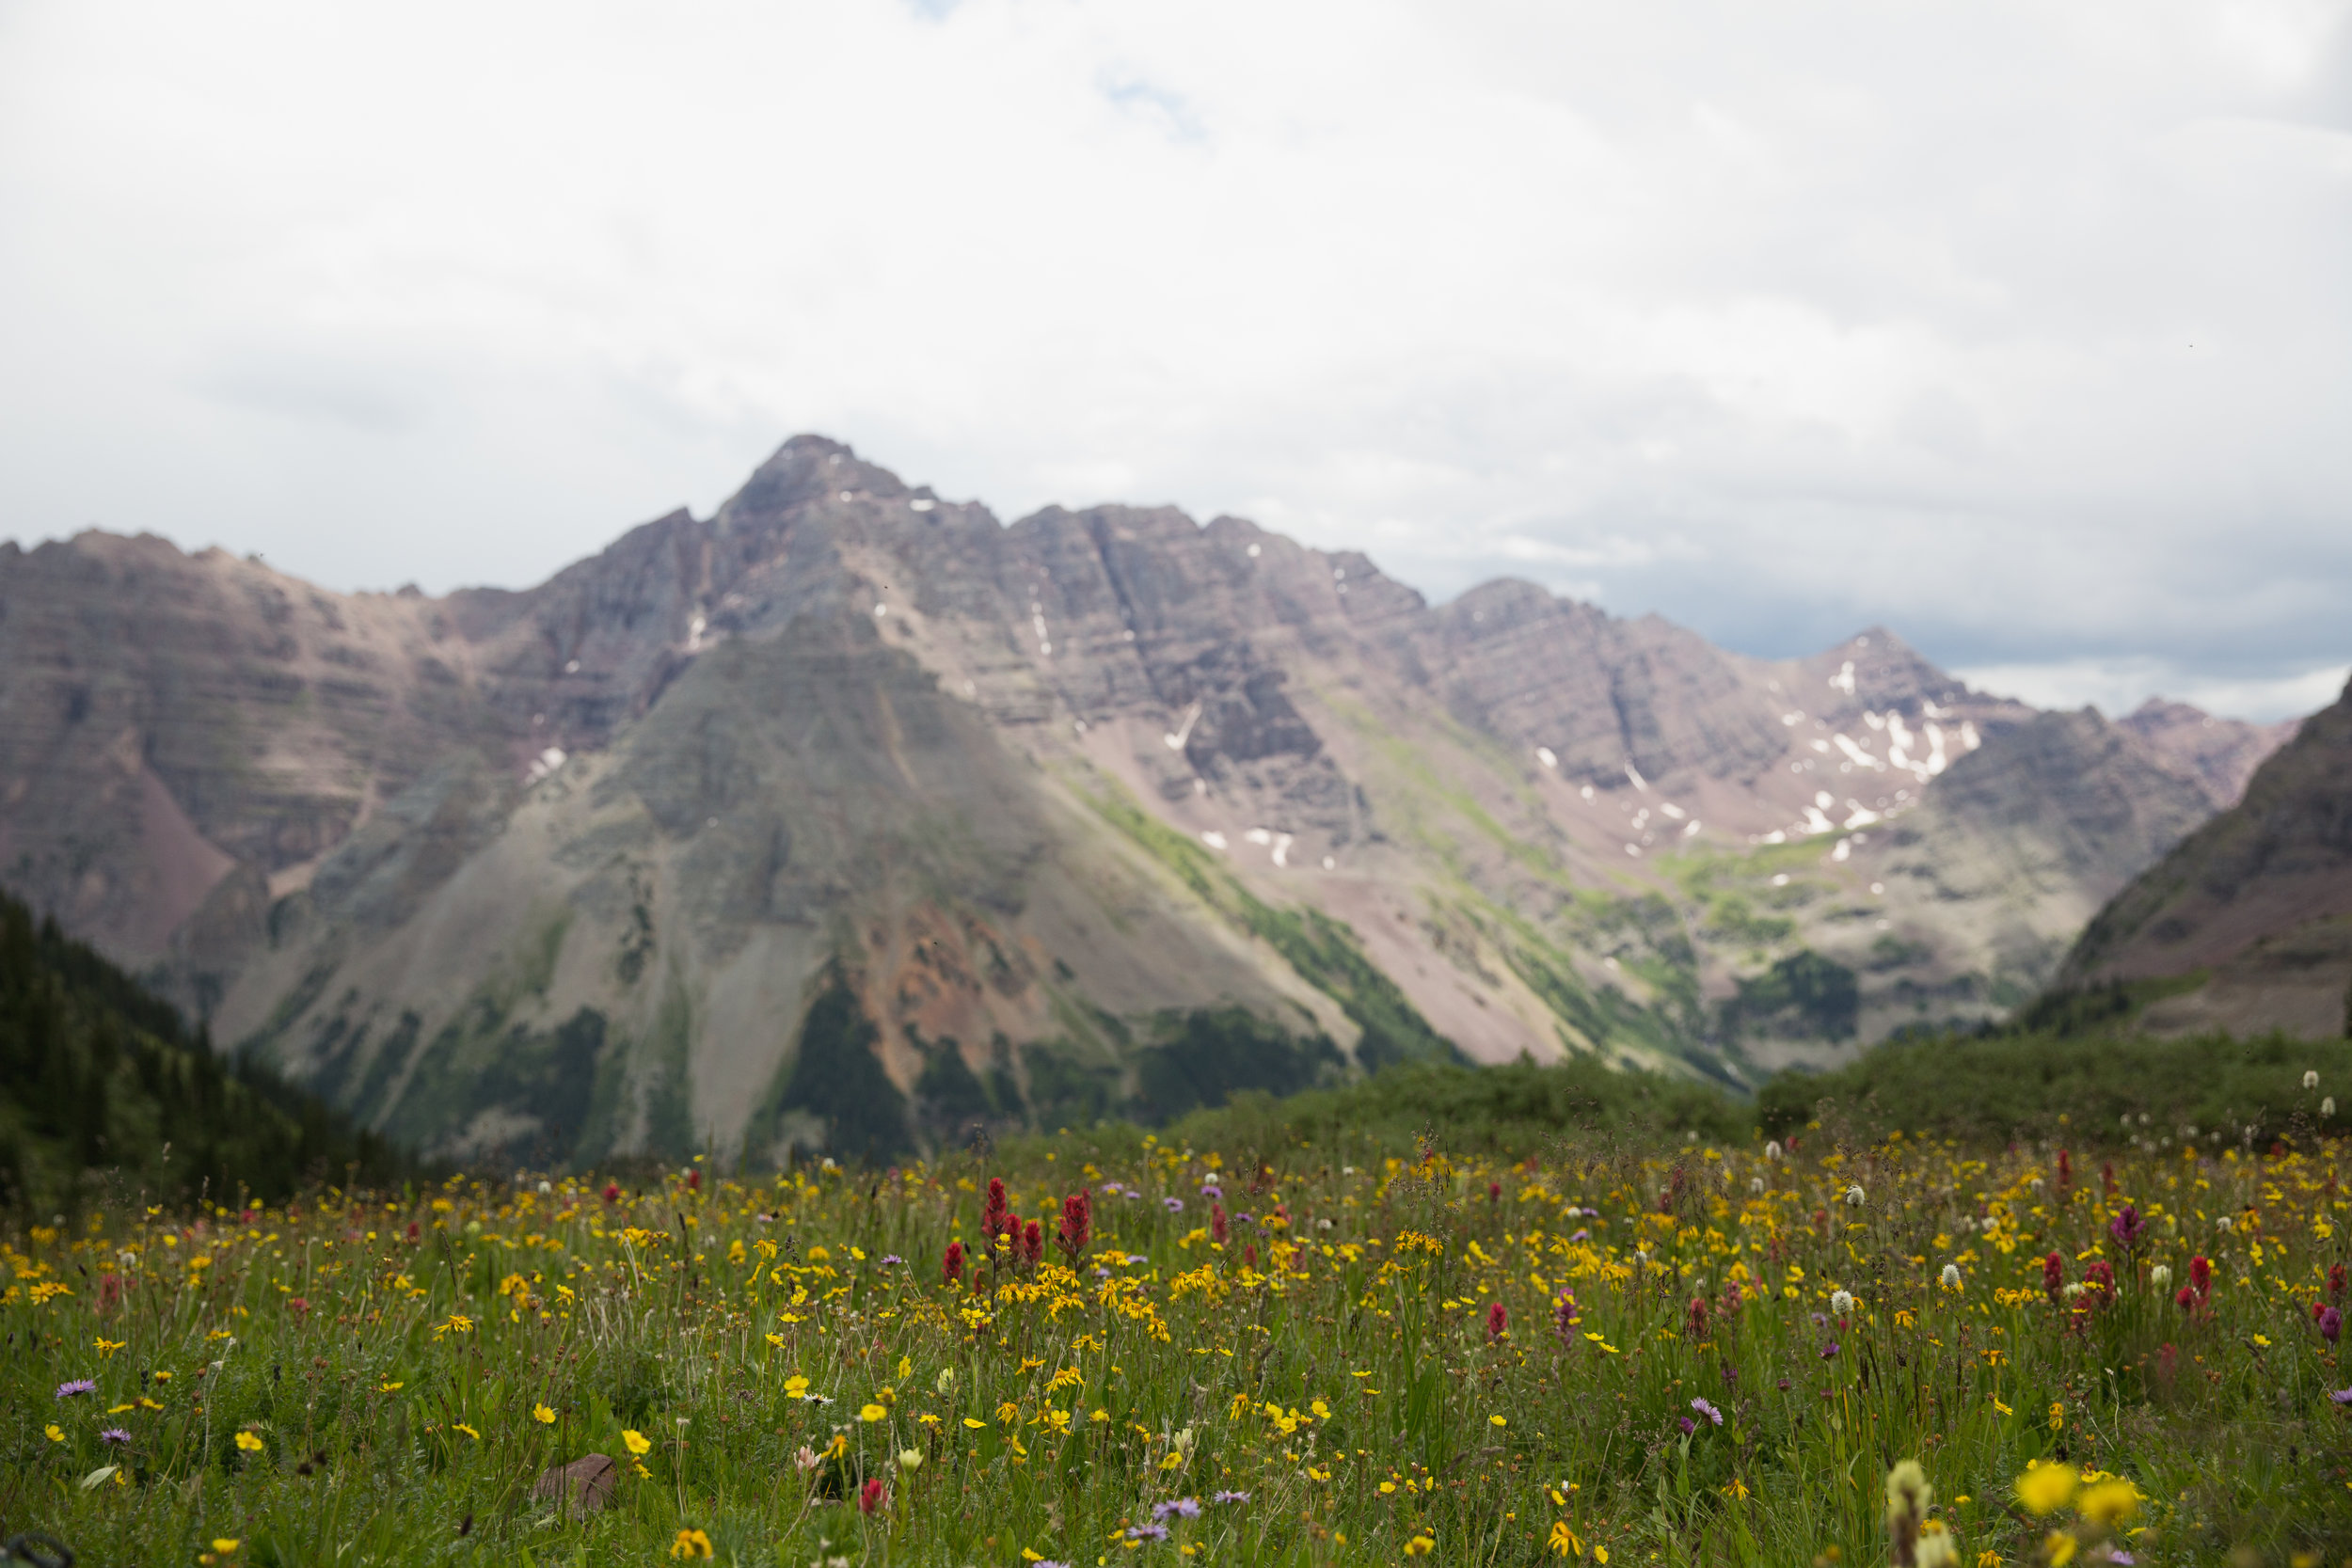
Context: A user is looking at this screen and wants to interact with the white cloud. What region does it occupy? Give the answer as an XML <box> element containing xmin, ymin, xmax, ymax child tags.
<box><xmin>0</xmin><ymin>0</ymin><xmax>2346</xmax><ymax>718</ymax></box>
<box><xmin>1956</xmin><ymin>659</ymin><xmax>2351</xmax><ymax>725</ymax></box>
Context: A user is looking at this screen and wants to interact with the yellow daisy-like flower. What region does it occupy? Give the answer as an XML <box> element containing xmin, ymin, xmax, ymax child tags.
<box><xmin>378</xmin><ymin>1382</ymin><xmax>404</xmax><ymax>1393</ymax></box>
<box><xmin>2014</xmin><ymin>1463</ymin><xmax>2077</xmax><ymax>1516</ymax></box>
<box><xmin>670</xmin><ymin>1528</ymin><xmax>713</xmax><ymax>1560</ymax></box>
<box><xmin>212</xmin><ymin>1541</ymin><xmax>241</xmax><ymax>1555</ymax></box>
<box><xmin>44</xmin><ymin>1424</ymin><xmax>64</xmax><ymax>1443</ymax></box>
<box><xmin>1489</xmin><ymin>1414</ymin><xmax>1507</xmax><ymax>1428</ymax></box>
<box><xmin>532</xmin><ymin>1403</ymin><xmax>557</xmax><ymax>1425</ymax></box>
<box><xmin>453</xmin><ymin>1423</ymin><xmax>480</xmax><ymax>1440</ymax></box>
<box><xmin>859</xmin><ymin>1403</ymin><xmax>887</xmax><ymax>1423</ymax></box>
<box><xmin>623</xmin><ymin>1429</ymin><xmax>652</xmax><ymax>1456</ymax></box>
<box><xmin>2076</xmin><ymin>1479</ymin><xmax>2137</xmax><ymax>1528</ymax></box>
<box><xmin>1405</xmin><ymin>1534</ymin><xmax>1437</xmax><ymax>1556</ymax></box>
<box><xmin>233</xmin><ymin>1431</ymin><xmax>265</xmax><ymax>1452</ymax></box>
<box><xmin>784</xmin><ymin>1375</ymin><xmax>811</xmax><ymax>1399</ymax></box>
<box><xmin>963</xmin><ymin>1418</ymin><xmax>987</xmax><ymax>1429</ymax></box>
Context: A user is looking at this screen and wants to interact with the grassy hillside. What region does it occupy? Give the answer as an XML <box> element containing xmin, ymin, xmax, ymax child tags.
<box><xmin>0</xmin><ymin>890</ymin><xmax>408</xmax><ymax>1212</ymax></box>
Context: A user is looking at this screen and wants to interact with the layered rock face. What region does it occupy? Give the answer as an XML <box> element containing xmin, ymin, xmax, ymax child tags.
<box><xmin>0</xmin><ymin>436</ymin><xmax>2297</xmax><ymax>1160</ymax></box>
<box><xmin>2062</xmin><ymin>682</ymin><xmax>2352</xmax><ymax>1040</ymax></box>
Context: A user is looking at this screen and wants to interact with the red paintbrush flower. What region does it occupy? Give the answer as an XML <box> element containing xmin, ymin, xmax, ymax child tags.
<box><xmin>1486</xmin><ymin>1302</ymin><xmax>1507</xmax><ymax>1342</ymax></box>
<box><xmin>1057</xmin><ymin>1190</ymin><xmax>1091</xmax><ymax>1260</ymax></box>
<box><xmin>943</xmin><ymin>1241</ymin><xmax>964</xmax><ymax>1286</ymax></box>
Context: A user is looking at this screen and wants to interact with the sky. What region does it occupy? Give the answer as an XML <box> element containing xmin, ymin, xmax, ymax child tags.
<box><xmin>2</xmin><ymin>1</ymin><xmax>2348</xmax><ymax>721</ymax></box>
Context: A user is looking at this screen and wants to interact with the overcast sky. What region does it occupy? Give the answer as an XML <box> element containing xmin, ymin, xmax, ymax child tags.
<box><xmin>3</xmin><ymin>1</ymin><xmax>2348</xmax><ymax>721</ymax></box>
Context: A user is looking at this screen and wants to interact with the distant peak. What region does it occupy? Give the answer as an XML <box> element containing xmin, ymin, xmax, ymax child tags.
<box><xmin>723</xmin><ymin>434</ymin><xmax>911</xmax><ymax>518</ymax></box>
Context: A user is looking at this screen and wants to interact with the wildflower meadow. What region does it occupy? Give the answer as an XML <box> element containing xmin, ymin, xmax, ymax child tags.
<box><xmin>8</xmin><ymin>1117</ymin><xmax>2352</xmax><ymax>1566</ymax></box>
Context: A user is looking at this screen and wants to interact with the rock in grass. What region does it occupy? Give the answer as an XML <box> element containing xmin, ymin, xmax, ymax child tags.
<box><xmin>532</xmin><ymin>1453</ymin><xmax>617</xmax><ymax>1514</ymax></box>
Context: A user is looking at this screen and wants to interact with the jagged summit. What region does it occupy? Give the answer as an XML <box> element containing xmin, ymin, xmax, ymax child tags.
<box><xmin>0</xmin><ymin>436</ymin><xmax>2302</xmax><ymax>1161</ymax></box>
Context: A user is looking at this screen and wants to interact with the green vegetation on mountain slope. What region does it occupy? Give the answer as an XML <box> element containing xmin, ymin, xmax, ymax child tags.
<box><xmin>0</xmin><ymin>891</ymin><xmax>407</xmax><ymax>1212</ymax></box>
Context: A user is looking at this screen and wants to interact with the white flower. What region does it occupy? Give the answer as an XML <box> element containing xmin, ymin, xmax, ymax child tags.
<box><xmin>2327</xmin><ymin>1098</ymin><xmax>2338</xmax><ymax>1117</ymax></box>
<box><xmin>2150</xmin><ymin>1264</ymin><xmax>2172</xmax><ymax>1291</ymax></box>
<box><xmin>1830</xmin><ymin>1289</ymin><xmax>1855</xmax><ymax>1316</ymax></box>
<box><xmin>898</xmin><ymin>1449</ymin><xmax>923</xmax><ymax>1470</ymax></box>
<box><xmin>1750</xmin><ymin>1178</ymin><xmax>1766</xmax><ymax>1195</ymax></box>
<box><xmin>1763</xmin><ymin>1141</ymin><xmax>1783</xmax><ymax>1162</ymax></box>
<box><xmin>2217</xmin><ymin>1217</ymin><xmax>2233</xmax><ymax>1232</ymax></box>
<box><xmin>2306</xmin><ymin>1070</ymin><xmax>2321</xmax><ymax>1090</ymax></box>
<box><xmin>2063</xmin><ymin>1281</ymin><xmax>2087</xmax><ymax>1300</ymax></box>
<box><xmin>1940</xmin><ymin>1264</ymin><xmax>1962</xmax><ymax>1290</ymax></box>
<box><xmin>1845</xmin><ymin>1184</ymin><xmax>1866</xmax><ymax>1207</ymax></box>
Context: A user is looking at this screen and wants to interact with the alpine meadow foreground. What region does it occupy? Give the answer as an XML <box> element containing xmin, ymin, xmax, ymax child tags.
<box><xmin>11</xmin><ymin>1120</ymin><xmax>2352</xmax><ymax>1568</ymax></box>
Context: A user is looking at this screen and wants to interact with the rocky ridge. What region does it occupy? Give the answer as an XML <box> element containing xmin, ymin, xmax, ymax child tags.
<box><xmin>0</xmin><ymin>436</ymin><xmax>2296</xmax><ymax>1161</ymax></box>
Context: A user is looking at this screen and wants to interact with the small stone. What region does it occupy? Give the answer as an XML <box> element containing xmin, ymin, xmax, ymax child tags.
<box><xmin>532</xmin><ymin>1453</ymin><xmax>617</xmax><ymax>1514</ymax></box>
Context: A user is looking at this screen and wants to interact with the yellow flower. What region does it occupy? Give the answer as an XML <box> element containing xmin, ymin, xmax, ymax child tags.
<box><xmin>94</xmin><ymin>1337</ymin><xmax>125</xmax><ymax>1358</ymax></box>
<box><xmin>765</xmin><ymin>1333</ymin><xmax>785</xmax><ymax>1350</ymax></box>
<box><xmin>1489</xmin><ymin>1414</ymin><xmax>1508</xmax><ymax>1428</ymax></box>
<box><xmin>1158</xmin><ymin>1450</ymin><xmax>1184</xmax><ymax>1470</ymax></box>
<box><xmin>378</xmin><ymin>1382</ymin><xmax>404</xmax><ymax>1393</ymax></box>
<box><xmin>2015</xmin><ymin>1463</ymin><xmax>2077</xmax><ymax>1516</ymax></box>
<box><xmin>784</xmin><ymin>1375</ymin><xmax>811</xmax><ymax>1399</ymax></box>
<box><xmin>2047</xmin><ymin>1401</ymin><xmax>2064</xmax><ymax>1432</ymax></box>
<box><xmin>1595</xmin><ymin>1548</ymin><xmax>1609</xmax><ymax>1564</ymax></box>
<box><xmin>670</xmin><ymin>1528</ymin><xmax>714</xmax><ymax>1559</ymax></box>
<box><xmin>44</xmin><ymin>1424</ymin><xmax>64</xmax><ymax>1443</ymax></box>
<box><xmin>1405</xmin><ymin>1535</ymin><xmax>1437</xmax><ymax>1556</ymax></box>
<box><xmin>532</xmin><ymin>1403</ymin><xmax>557</xmax><ymax>1425</ymax></box>
<box><xmin>453</xmin><ymin>1423</ymin><xmax>480</xmax><ymax>1440</ymax></box>
<box><xmin>623</xmin><ymin>1429</ymin><xmax>652</xmax><ymax>1456</ymax></box>
<box><xmin>233</xmin><ymin>1431</ymin><xmax>265</xmax><ymax>1452</ymax></box>
<box><xmin>859</xmin><ymin>1403</ymin><xmax>887</xmax><ymax>1423</ymax></box>
<box><xmin>2076</xmin><ymin>1479</ymin><xmax>2137</xmax><ymax>1528</ymax></box>
<box><xmin>2043</xmin><ymin>1529</ymin><xmax>2078</xmax><ymax>1566</ymax></box>
<box><xmin>1548</xmin><ymin>1521</ymin><xmax>1581</xmax><ymax>1558</ymax></box>
<box><xmin>212</xmin><ymin>1542</ymin><xmax>241</xmax><ymax>1555</ymax></box>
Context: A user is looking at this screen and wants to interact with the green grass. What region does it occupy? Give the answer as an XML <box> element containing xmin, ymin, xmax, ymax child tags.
<box><xmin>12</xmin><ymin>1115</ymin><xmax>2352</xmax><ymax>1565</ymax></box>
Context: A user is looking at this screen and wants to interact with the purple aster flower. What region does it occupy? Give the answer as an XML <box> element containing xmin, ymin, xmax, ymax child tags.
<box><xmin>1820</xmin><ymin>1341</ymin><xmax>1840</xmax><ymax>1360</ymax></box>
<box><xmin>1691</xmin><ymin>1397</ymin><xmax>1723</xmax><ymax>1427</ymax></box>
<box><xmin>56</xmin><ymin>1379</ymin><xmax>96</xmax><ymax>1399</ymax></box>
<box><xmin>1125</xmin><ymin>1253</ymin><xmax>1148</xmax><ymax>1265</ymax></box>
<box><xmin>1127</xmin><ymin>1524</ymin><xmax>1169</xmax><ymax>1542</ymax></box>
<box><xmin>1212</xmin><ymin>1490</ymin><xmax>1250</xmax><ymax>1504</ymax></box>
<box><xmin>880</xmin><ymin>1254</ymin><xmax>903</xmax><ymax>1266</ymax></box>
<box><xmin>1094</xmin><ymin>1266</ymin><xmax>1113</xmax><ymax>1279</ymax></box>
<box><xmin>1164</xmin><ymin>1196</ymin><xmax>1184</xmax><ymax>1212</ymax></box>
<box><xmin>1152</xmin><ymin>1497</ymin><xmax>1202</xmax><ymax>1520</ymax></box>
<box><xmin>2107</xmin><ymin>1554</ymin><xmax>2136</xmax><ymax>1566</ymax></box>
<box><xmin>2330</xmin><ymin>1386</ymin><xmax>2352</xmax><ymax>1404</ymax></box>
<box><xmin>1200</xmin><ymin>1182</ymin><xmax>1222</xmax><ymax>1199</ymax></box>
<box><xmin>100</xmin><ymin>1428</ymin><xmax>132</xmax><ymax>1445</ymax></box>
<box><xmin>1234</xmin><ymin>1212</ymin><xmax>1255</xmax><ymax>1226</ymax></box>
<box><xmin>1568</xmin><ymin>1228</ymin><xmax>1590</xmax><ymax>1243</ymax></box>
<box><xmin>1677</xmin><ymin>1417</ymin><xmax>1695</xmax><ymax>1435</ymax></box>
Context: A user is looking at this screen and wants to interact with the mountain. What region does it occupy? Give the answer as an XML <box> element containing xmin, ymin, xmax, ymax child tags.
<box><xmin>0</xmin><ymin>436</ymin><xmax>2296</xmax><ymax>1161</ymax></box>
<box><xmin>2059</xmin><ymin>680</ymin><xmax>2352</xmax><ymax>1040</ymax></box>
<box><xmin>0</xmin><ymin>886</ymin><xmax>406</xmax><ymax>1210</ymax></box>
